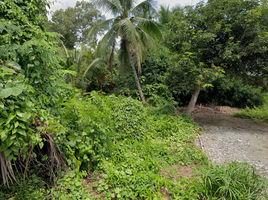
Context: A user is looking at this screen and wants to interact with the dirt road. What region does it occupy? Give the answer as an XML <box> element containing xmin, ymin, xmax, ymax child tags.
<box><xmin>193</xmin><ymin>106</ymin><xmax>268</xmax><ymax>178</ymax></box>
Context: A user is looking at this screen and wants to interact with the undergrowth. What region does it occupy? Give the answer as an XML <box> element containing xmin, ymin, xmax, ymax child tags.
<box><xmin>47</xmin><ymin>91</ymin><xmax>207</xmax><ymax>199</ymax></box>
<box><xmin>235</xmin><ymin>94</ymin><xmax>268</xmax><ymax>122</ymax></box>
<box><xmin>1</xmin><ymin>92</ymin><xmax>267</xmax><ymax>199</ymax></box>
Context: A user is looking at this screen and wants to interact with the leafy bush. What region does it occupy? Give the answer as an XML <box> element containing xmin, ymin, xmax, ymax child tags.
<box><xmin>0</xmin><ymin>0</ymin><xmax>74</xmax><ymax>186</ymax></box>
<box><xmin>198</xmin><ymin>77</ymin><xmax>264</xmax><ymax>108</ymax></box>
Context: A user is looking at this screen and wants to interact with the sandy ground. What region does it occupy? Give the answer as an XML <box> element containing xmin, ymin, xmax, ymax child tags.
<box><xmin>193</xmin><ymin>106</ymin><xmax>268</xmax><ymax>178</ymax></box>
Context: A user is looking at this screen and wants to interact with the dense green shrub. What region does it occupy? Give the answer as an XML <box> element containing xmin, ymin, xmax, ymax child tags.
<box><xmin>0</xmin><ymin>0</ymin><xmax>74</xmax><ymax>186</ymax></box>
<box><xmin>198</xmin><ymin>77</ymin><xmax>264</xmax><ymax>108</ymax></box>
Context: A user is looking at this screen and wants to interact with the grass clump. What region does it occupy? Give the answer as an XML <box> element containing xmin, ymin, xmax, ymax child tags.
<box><xmin>235</xmin><ymin>94</ymin><xmax>268</xmax><ymax>122</ymax></box>
<box><xmin>194</xmin><ymin>162</ymin><xmax>268</xmax><ymax>199</ymax></box>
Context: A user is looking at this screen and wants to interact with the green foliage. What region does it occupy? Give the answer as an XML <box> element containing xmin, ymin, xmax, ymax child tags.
<box><xmin>47</xmin><ymin>0</ymin><xmax>105</xmax><ymax>49</ymax></box>
<box><xmin>58</xmin><ymin>43</ymin><xmax>110</xmax><ymax>92</ymax></box>
<box><xmin>51</xmin><ymin>171</ymin><xmax>92</xmax><ymax>199</ymax></box>
<box><xmin>166</xmin><ymin>54</ymin><xmax>224</xmax><ymax>104</ymax></box>
<box><xmin>167</xmin><ymin>0</ymin><xmax>268</xmax><ymax>89</ymax></box>
<box><xmin>45</xmin><ymin>92</ymin><xmax>113</xmax><ymax>171</ymax></box>
<box><xmin>3</xmin><ymin>89</ymin><xmax>268</xmax><ymax>199</ymax></box>
<box><xmin>0</xmin><ymin>174</ymin><xmax>48</xmax><ymax>200</ymax></box>
<box><xmin>142</xmin><ymin>83</ymin><xmax>176</xmax><ymax>106</ymax></box>
<box><xmin>158</xmin><ymin>5</ymin><xmax>172</xmax><ymax>25</ymax></box>
<box><xmin>2</xmin><ymin>0</ymin><xmax>268</xmax><ymax>199</ymax></box>
<box><xmin>0</xmin><ymin>61</ymin><xmax>41</xmax><ymax>163</ymax></box>
<box><xmin>1</xmin><ymin>0</ymin><xmax>48</xmax><ymax>27</ymax></box>
<box><xmin>235</xmin><ymin>94</ymin><xmax>268</xmax><ymax>121</ymax></box>
<box><xmin>43</xmin><ymin>92</ymin><xmax>207</xmax><ymax>198</ymax></box>
<box><xmin>141</xmin><ymin>44</ymin><xmax>171</xmax><ymax>85</ymax></box>
<box><xmin>195</xmin><ymin>162</ymin><xmax>268</xmax><ymax>199</ymax></box>
<box><xmin>199</xmin><ymin>77</ymin><xmax>264</xmax><ymax>108</ymax></box>
<box><xmin>74</xmin><ymin>93</ymin><xmax>206</xmax><ymax>198</ymax></box>
<box><xmin>0</xmin><ymin>0</ymin><xmax>74</xmax><ymax>186</ymax></box>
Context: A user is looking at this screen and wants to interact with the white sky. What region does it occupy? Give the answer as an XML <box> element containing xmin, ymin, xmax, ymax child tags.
<box><xmin>48</xmin><ymin>0</ymin><xmax>203</xmax><ymax>19</ymax></box>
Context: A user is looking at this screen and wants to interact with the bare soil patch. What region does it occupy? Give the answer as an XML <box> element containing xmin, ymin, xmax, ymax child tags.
<box><xmin>160</xmin><ymin>164</ymin><xmax>195</xmax><ymax>181</ymax></box>
<box><xmin>193</xmin><ymin>106</ymin><xmax>268</xmax><ymax>178</ymax></box>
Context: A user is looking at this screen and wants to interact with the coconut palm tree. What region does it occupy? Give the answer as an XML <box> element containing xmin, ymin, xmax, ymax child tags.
<box><xmin>88</xmin><ymin>0</ymin><xmax>162</xmax><ymax>102</ymax></box>
<box><xmin>158</xmin><ymin>5</ymin><xmax>171</xmax><ymax>25</ymax></box>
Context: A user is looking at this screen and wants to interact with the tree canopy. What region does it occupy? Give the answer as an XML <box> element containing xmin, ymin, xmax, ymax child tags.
<box><xmin>47</xmin><ymin>0</ymin><xmax>105</xmax><ymax>49</ymax></box>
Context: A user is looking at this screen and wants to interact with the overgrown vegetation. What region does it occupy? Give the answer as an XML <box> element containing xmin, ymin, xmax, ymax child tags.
<box><xmin>235</xmin><ymin>94</ymin><xmax>268</xmax><ymax>122</ymax></box>
<box><xmin>1</xmin><ymin>0</ymin><xmax>268</xmax><ymax>199</ymax></box>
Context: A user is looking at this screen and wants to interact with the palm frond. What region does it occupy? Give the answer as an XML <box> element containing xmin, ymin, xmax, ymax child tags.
<box><xmin>83</xmin><ymin>58</ymin><xmax>107</xmax><ymax>80</ymax></box>
<box><xmin>92</xmin><ymin>0</ymin><xmax>123</xmax><ymax>16</ymax></box>
<box><xmin>96</xmin><ymin>23</ymin><xmax>119</xmax><ymax>57</ymax></box>
<box><xmin>59</xmin><ymin>40</ymin><xmax>69</xmax><ymax>59</ymax></box>
<box><xmin>134</xmin><ymin>17</ymin><xmax>163</xmax><ymax>39</ymax></box>
<box><xmin>158</xmin><ymin>5</ymin><xmax>171</xmax><ymax>24</ymax></box>
<box><xmin>137</xmin><ymin>26</ymin><xmax>158</xmax><ymax>56</ymax></box>
<box><xmin>87</xmin><ymin>18</ymin><xmax>114</xmax><ymax>42</ymax></box>
<box><xmin>120</xmin><ymin>18</ymin><xmax>140</xmax><ymax>43</ymax></box>
<box><xmin>131</xmin><ymin>0</ymin><xmax>156</xmax><ymax>17</ymax></box>
<box><xmin>58</xmin><ymin>69</ymin><xmax>77</xmax><ymax>76</ymax></box>
<box><xmin>120</xmin><ymin>0</ymin><xmax>134</xmax><ymax>14</ymax></box>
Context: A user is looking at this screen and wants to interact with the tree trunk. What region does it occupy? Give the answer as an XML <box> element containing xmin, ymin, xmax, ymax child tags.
<box><xmin>186</xmin><ymin>89</ymin><xmax>201</xmax><ymax>116</ymax></box>
<box><xmin>125</xmin><ymin>40</ymin><xmax>145</xmax><ymax>102</ymax></box>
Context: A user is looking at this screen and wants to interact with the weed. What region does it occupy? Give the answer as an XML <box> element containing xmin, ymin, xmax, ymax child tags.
<box><xmin>194</xmin><ymin>162</ymin><xmax>268</xmax><ymax>199</ymax></box>
<box><xmin>235</xmin><ymin>94</ymin><xmax>268</xmax><ymax>122</ymax></box>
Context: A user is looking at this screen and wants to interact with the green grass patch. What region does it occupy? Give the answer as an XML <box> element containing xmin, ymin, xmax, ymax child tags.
<box><xmin>235</xmin><ymin>94</ymin><xmax>268</xmax><ymax>122</ymax></box>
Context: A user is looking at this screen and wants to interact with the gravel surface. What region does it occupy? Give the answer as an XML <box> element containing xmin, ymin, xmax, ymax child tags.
<box><xmin>193</xmin><ymin>107</ymin><xmax>268</xmax><ymax>178</ymax></box>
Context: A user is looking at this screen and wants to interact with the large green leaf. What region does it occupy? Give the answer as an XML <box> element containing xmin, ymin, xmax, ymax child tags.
<box><xmin>5</xmin><ymin>113</ymin><xmax>16</xmax><ymax>125</ymax></box>
<box><xmin>4</xmin><ymin>149</ymin><xmax>12</xmax><ymax>157</ymax></box>
<box><xmin>5</xmin><ymin>60</ymin><xmax>21</xmax><ymax>71</ymax></box>
<box><xmin>17</xmin><ymin>112</ymin><xmax>31</xmax><ymax>122</ymax></box>
<box><xmin>12</xmin><ymin>83</ymin><xmax>24</xmax><ymax>96</ymax></box>
<box><xmin>0</xmin><ymin>130</ymin><xmax>7</xmax><ymax>140</ymax></box>
<box><xmin>0</xmin><ymin>66</ymin><xmax>16</xmax><ymax>74</ymax></box>
<box><xmin>0</xmin><ymin>88</ymin><xmax>13</xmax><ymax>98</ymax></box>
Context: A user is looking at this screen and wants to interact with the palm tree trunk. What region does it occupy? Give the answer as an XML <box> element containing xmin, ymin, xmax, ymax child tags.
<box><xmin>186</xmin><ymin>89</ymin><xmax>201</xmax><ymax>116</ymax></box>
<box><xmin>125</xmin><ymin>40</ymin><xmax>145</xmax><ymax>102</ymax></box>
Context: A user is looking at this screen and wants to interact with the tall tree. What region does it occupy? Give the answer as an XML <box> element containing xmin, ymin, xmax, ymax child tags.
<box><xmin>183</xmin><ymin>0</ymin><xmax>268</xmax><ymax>87</ymax></box>
<box><xmin>88</xmin><ymin>0</ymin><xmax>162</xmax><ymax>102</ymax></box>
<box><xmin>47</xmin><ymin>0</ymin><xmax>105</xmax><ymax>49</ymax></box>
<box><xmin>165</xmin><ymin>0</ymin><xmax>268</xmax><ymax>115</ymax></box>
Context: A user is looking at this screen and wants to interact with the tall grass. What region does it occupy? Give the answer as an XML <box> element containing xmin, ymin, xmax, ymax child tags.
<box><xmin>235</xmin><ymin>94</ymin><xmax>268</xmax><ymax>122</ymax></box>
